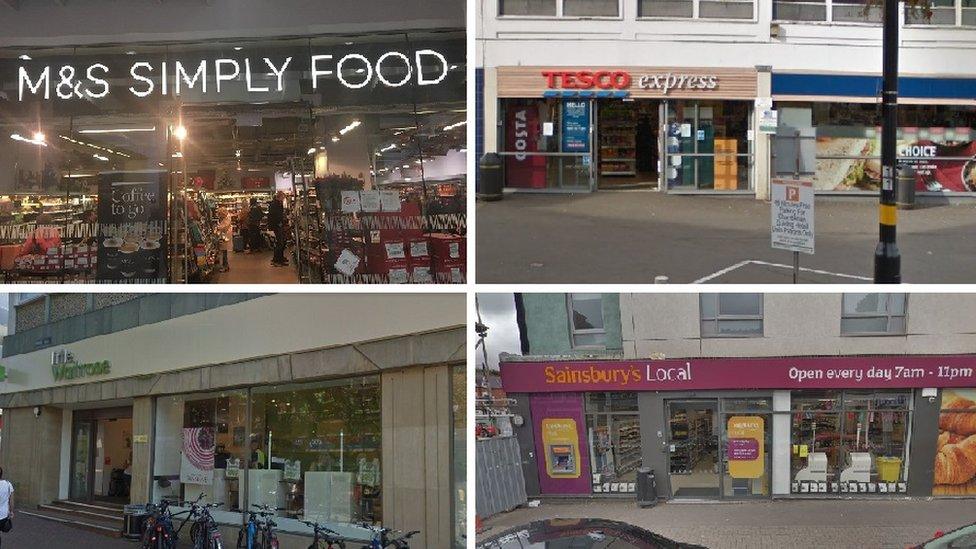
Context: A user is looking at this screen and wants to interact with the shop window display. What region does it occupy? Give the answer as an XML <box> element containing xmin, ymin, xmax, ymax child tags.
<box><xmin>153</xmin><ymin>391</ymin><xmax>249</xmax><ymax>526</ymax></box>
<box><xmin>250</xmin><ymin>377</ymin><xmax>382</xmax><ymax>533</ymax></box>
<box><xmin>500</xmin><ymin>98</ymin><xmax>591</xmax><ymax>190</ymax></box>
<box><xmin>0</xmin><ymin>31</ymin><xmax>465</xmax><ymax>284</ymax></box>
<box><xmin>586</xmin><ymin>392</ymin><xmax>640</xmax><ymax>493</ymax></box>
<box><xmin>665</xmin><ymin>100</ymin><xmax>751</xmax><ymax>191</ymax></box>
<box><xmin>933</xmin><ymin>389</ymin><xmax>976</xmax><ymax>495</ymax></box>
<box><xmin>777</xmin><ymin>102</ymin><xmax>976</xmax><ymax>192</ymax></box>
<box><xmin>790</xmin><ymin>390</ymin><xmax>911</xmax><ymax>494</ymax></box>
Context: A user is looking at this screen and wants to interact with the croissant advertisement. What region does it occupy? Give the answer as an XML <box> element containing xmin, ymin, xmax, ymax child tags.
<box><xmin>933</xmin><ymin>389</ymin><xmax>976</xmax><ymax>495</ymax></box>
<box><xmin>813</xmin><ymin>127</ymin><xmax>976</xmax><ymax>192</ymax></box>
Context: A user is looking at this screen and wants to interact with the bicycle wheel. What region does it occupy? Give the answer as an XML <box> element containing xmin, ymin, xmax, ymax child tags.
<box><xmin>191</xmin><ymin>521</ymin><xmax>204</xmax><ymax>549</ymax></box>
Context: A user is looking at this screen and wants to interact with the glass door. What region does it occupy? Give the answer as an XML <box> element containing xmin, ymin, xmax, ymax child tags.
<box><xmin>70</xmin><ymin>419</ymin><xmax>95</xmax><ymax>501</ymax></box>
<box><xmin>666</xmin><ymin>400</ymin><xmax>720</xmax><ymax>498</ymax></box>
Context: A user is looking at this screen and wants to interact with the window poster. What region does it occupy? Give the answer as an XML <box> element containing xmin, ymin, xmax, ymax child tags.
<box><xmin>813</xmin><ymin>127</ymin><xmax>976</xmax><ymax>192</ymax></box>
<box><xmin>180</xmin><ymin>426</ymin><xmax>216</xmax><ymax>485</ymax></box>
<box><xmin>933</xmin><ymin>389</ymin><xmax>976</xmax><ymax>495</ymax></box>
<box><xmin>561</xmin><ymin>100</ymin><xmax>590</xmax><ymax>153</ymax></box>
<box><xmin>96</xmin><ymin>170</ymin><xmax>167</xmax><ymax>283</ymax></box>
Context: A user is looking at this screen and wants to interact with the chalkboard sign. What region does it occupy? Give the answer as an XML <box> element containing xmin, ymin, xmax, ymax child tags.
<box><xmin>96</xmin><ymin>170</ymin><xmax>168</xmax><ymax>283</ymax></box>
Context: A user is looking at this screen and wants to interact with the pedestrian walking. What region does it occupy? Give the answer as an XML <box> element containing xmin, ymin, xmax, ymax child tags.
<box><xmin>268</xmin><ymin>191</ymin><xmax>289</xmax><ymax>267</ymax></box>
<box><xmin>0</xmin><ymin>467</ymin><xmax>15</xmax><ymax>547</ymax></box>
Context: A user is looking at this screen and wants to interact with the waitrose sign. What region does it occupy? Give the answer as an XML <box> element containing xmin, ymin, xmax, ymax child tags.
<box><xmin>51</xmin><ymin>349</ymin><xmax>111</xmax><ymax>382</ymax></box>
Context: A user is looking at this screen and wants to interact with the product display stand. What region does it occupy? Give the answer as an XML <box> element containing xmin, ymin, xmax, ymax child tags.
<box><xmin>600</xmin><ymin>102</ymin><xmax>637</xmax><ymax>176</ymax></box>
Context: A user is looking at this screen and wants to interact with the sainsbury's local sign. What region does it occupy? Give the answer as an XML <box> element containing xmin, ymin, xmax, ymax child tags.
<box><xmin>499</xmin><ymin>355</ymin><xmax>976</xmax><ymax>392</ymax></box>
<box><xmin>16</xmin><ymin>49</ymin><xmax>450</xmax><ymax>101</ymax></box>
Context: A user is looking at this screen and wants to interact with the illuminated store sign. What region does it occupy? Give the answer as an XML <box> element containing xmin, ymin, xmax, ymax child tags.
<box><xmin>16</xmin><ymin>49</ymin><xmax>449</xmax><ymax>101</ymax></box>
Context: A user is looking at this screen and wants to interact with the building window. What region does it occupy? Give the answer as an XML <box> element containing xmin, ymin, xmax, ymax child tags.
<box><xmin>641</xmin><ymin>0</ymin><xmax>753</xmax><ymax>19</ymax></box>
<box><xmin>700</xmin><ymin>294</ymin><xmax>763</xmax><ymax>337</ymax></box>
<box><xmin>568</xmin><ymin>293</ymin><xmax>607</xmax><ymax>348</ymax></box>
<box><xmin>841</xmin><ymin>293</ymin><xmax>907</xmax><ymax>335</ymax></box>
<box><xmin>773</xmin><ymin>0</ymin><xmax>880</xmax><ymax>22</ymax></box>
<box><xmin>500</xmin><ymin>0</ymin><xmax>618</xmax><ymax>16</ymax></box>
<box><xmin>790</xmin><ymin>390</ymin><xmax>911</xmax><ymax>494</ymax></box>
<box><xmin>585</xmin><ymin>393</ymin><xmax>640</xmax><ymax>493</ymax></box>
<box><xmin>906</xmin><ymin>0</ymin><xmax>976</xmax><ymax>26</ymax></box>
<box><xmin>152</xmin><ymin>376</ymin><xmax>382</xmax><ymax>536</ymax></box>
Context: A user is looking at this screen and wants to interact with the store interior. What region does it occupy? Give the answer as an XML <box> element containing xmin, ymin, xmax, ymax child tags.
<box><xmin>597</xmin><ymin>99</ymin><xmax>659</xmax><ymax>189</ymax></box>
<box><xmin>0</xmin><ymin>31</ymin><xmax>466</xmax><ymax>284</ymax></box>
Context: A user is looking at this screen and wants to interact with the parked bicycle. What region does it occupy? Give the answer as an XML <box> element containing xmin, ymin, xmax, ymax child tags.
<box><xmin>186</xmin><ymin>498</ymin><xmax>225</xmax><ymax>549</ymax></box>
<box><xmin>360</xmin><ymin>525</ymin><xmax>419</xmax><ymax>549</ymax></box>
<box><xmin>141</xmin><ymin>498</ymin><xmax>190</xmax><ymax>549</ymax></box>
<box><xmin>236</xmin><ymin>504</ymin><xmax>284</xmax><ymax>549</ymax></box>
<box><xmin>302</xmin><ymin>519</ymin><xmax>346</xmax><ymax>549</ymax></box>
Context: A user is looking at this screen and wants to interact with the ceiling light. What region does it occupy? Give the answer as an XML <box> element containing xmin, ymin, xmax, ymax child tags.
<box><xmin>79</xmin><ymin>127</ymin><xmax>156</xmax><ymax>134</ymax></box>
<box><xmin>93</xmin><ymin>154</ymin><xmax>109</xmax><ymax>161</ymax></box>
<box><xmin>331</xmin><ymin>136</ymin><xmax>340</xmax><ymax>143</ymax></box>
<box><xmin>234</xmin><ymin>46</ymin><xmax>243</xmax><ymax>51</ymax></box>
<box><xmin>157</xmin><ymin>162</ymin><xmax>164</xmax><ymax>167</ymax></box>
<box><xmin>173</xmin><ymin>125</ymin><xmax>188</xmax><ymax>140</ymax></box>
<box><xmin>18</xmin><ymin>54</ymin><xmax>31</xmax><ymax>61</ymax></box>
<box><xmin>402</xmin><ymin>164</ymin><xmax>410</xmax><ymax>169</ymax></box>
<box><xmin>450</xmin><ymin>64</ymin><xmax>459</xmax><ymax>70</ymax></box>
<box><xmin>172</xmin><ymin>152</ymin><xmax>183</xmax><ymax>158</ymax></box>
<box><xmin>125</xmin><ymin>51</ymin><xmax>137</xmax><ymax>56</ymax></box>
<box><xmin>380</xmin><ymin>144</ymin><xmax>397</xmax><ymax>152</ymax></box>
<box><xmin>10</xmin><ymin>133</ymin><xmax>47</xmax><ymax>147</ymax></box>
<box><xmin>344</xmin><ymin>41</ymin><xmax>354</xmax><ymax>46</ymax></box>
<box><xmin>307</xmin><ymin>148</ymin><xmax>316</xmax><ymax>155</ymax></box>
<box><xmin>443</xmin><ymin>121</ymin><xmax>466</xmax><ymax>131</ymax></box>
<box><xmin>235</xmin><ymin>149</ymin><xmax>242</xmax><ymax>158</ymax></box>
<box><xmin>319</xmin><ymin>146</ymin><xmax>325</xmax><ymax>151</ymax></box>
<box><xmin>339</xmin><ymin>120</ymin><xmax>361</xmax><ymax>135</ymax></box>
<box><xmin>32</xmin><ymin>131</ymin><xmax>45</xmax><ymax>143</ymax></box>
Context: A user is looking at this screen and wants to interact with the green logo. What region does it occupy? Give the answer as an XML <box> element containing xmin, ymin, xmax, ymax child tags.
<box><xmin>52</xmin><ymin>360</ymin><xmax>111</xmax><ymax>381</ymax></box>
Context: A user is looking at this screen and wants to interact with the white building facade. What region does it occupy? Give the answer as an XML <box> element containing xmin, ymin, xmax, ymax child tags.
<box><xmin>476</xmin><ymin>0</ymin><xmax>976</xmax><ymax>197</ymax></box>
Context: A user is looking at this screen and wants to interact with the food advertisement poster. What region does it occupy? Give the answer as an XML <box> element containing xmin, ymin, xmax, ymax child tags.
<box><xmin>933</xmin><ymin>389</ymin><xmax>976</xmax><ymax>495</ymax></box>
<box><xmin>96</xmin><ymin>170</ymin><xmax>167</xmax><ymax>283</ymax></box>
<box><xmin>813</xmin><ymin>127</ymin><xmax>976</xmax><ymax>192</ymax></box>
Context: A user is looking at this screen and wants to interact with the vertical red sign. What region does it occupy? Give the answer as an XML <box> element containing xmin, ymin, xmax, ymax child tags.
<box><xmin>505</xmin><ymin>105</ymin><xmax>547</xmax><ymax>188</ymax></box>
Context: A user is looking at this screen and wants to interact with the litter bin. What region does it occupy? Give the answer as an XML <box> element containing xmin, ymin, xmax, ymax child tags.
<box><xmin>876</xmin><ymin>456</ymin><xmax>903</xmax><ymax>483</ymax></box>
<box><xmin>122</xmin><ymin>503</ymin><xmax>149</xmax><ymax>539</ymax></box>
<box><xmin>896</xmin><ymin>165</ymin><xmax>916</xmax><ymax>210</ymax></box>
<box><xmin>636</xmin><ymin>467</ymin><xmax>657</xmax><ymax>508</ymax></box>
<box><xmin>478</xmin><ymin>153</ymin><xmax>503</xmax><ymax>201</ymax></box>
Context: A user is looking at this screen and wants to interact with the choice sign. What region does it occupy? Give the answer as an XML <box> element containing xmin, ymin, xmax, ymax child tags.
<box><xmin>17</xmin><ymin>49</ymin><xmax>449</xmax><ymax>101</ymax></box>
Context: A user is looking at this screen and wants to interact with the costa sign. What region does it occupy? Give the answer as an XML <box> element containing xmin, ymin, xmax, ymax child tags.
<box><xmin>500</xmin><ymin>355</ymin><xmax>976</xmax><ymax>392</ymax></box>
<box><xmin>16</xmin><ymin>49</ymin><xmax>449</xmax><ymax>101</ymax></box>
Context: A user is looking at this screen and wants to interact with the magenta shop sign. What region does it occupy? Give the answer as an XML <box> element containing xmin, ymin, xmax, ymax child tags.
<box><xmin>499</xmin><ymin>355</ymin><xmax>976</xmax><ymax>392</ymax></box>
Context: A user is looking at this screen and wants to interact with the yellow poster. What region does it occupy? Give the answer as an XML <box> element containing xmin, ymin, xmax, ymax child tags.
<box><xmin>541</xmin><ymin>418</ymin><xmax>581</xmax><ymax>479</ymax></box>
<box><xmin>727</xmin><ymin>415</ymin><xmax>764</xmax><ymax>479</ymax></box>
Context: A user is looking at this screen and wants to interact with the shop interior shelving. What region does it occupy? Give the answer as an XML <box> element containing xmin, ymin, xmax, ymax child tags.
<box><xmin>614</xmin><ymin>419</ymin><xmax>642</xmax><ymax>477</ymax></box>
<box><xmin>599</xmin><ymin>103</ymin><xmax>637</xmax><ymax>177</ymax></box>
<box><xmin>669</xmin><ymin>413</ymin><xmax>711</xmax><ymax>475</ymax></box>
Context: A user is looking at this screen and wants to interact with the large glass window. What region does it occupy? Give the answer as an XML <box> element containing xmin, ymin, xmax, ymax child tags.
<box><xmin>568</xmin><ymin>293</ymin><xmax>607</xmax><ymax>348</ymax></box>
<box><xmin>777</xmin><ymin>103</ymin><xmax>976</xmax><ymax>193</ymax></box>
<box><xmin>841</xmin><ymin>293</ymin><xmax>907</xmax><ymax>335</ymax></box>
<box><xmin>934</xmin><ymin>389</ymin><xmax>976</xmax><ymax>495</ymax></box>
<box><xmin>499</xmin><ymin>0</ymin><xmax>557</xmax><ymax>15</ymax></box>
<box><xmin>665</xmin><ymin>100</ymin><xmax>753</xmax><ymax>191</ymax></box>
<box><xmin>152</xmin><ymin>376</ymin><xmax>382</xmax><ymax>537</ymax></box>
<box><xmin>700</xmin><ymin>293</ymin><xmax>763</xmax><ymax>337</ymax></box>
<box><xmin>153</xmin><ymin>390</ymin><xmax>249</xmax><ymax>526</ymax></box>
<box><xmin>500</xmin><ymin>98</ymin><xmax>592</xmax><ymax>191</ymax></box>
<box><xmin>774</xmin><ymin>0</ymin><xmax>880</xmax><ymax>21</ymax></box>
<box><xmin>586</xmin><ymin>392</ymin><xmax>640</xmax><ymax>493</ymax></box>
<box><xmin>790</xmin><ymin>390</ymin><xmax>911</xmax><ymax>494</ymax></box>
<box><xmin>250</xmin><ymin>377</ymin><xmax>382</xmax><ymax>533</ymax></box>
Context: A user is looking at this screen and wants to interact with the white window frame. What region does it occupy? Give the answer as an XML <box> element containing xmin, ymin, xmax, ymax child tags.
<box><xmin>567</xmin><ymin>293</ymin><xmax>608</xmax><ymax>349</ymax></box>
<box><xmin>903</xmin><ymin>0</ymin><xmax>974</xmax><ymax>27</ymax></box>
<box><xmin>840</xmin><ymin>293</ymin><xmax>908</xmax><ymax>336</ymax></box>
<box><xmin>699</xmin><ymin>294</ymin><xmax>764</xmax><ymax>338</ymax></box>
<box><xmin>772</xmin><ymin>0</ymin><xmax>891</xmax><ymax>25</ymax></box>
<box><xmin>637</xmin><ymin>0</ymin><xmax>758</xmax><ymax>21</ymax></box>
<box><xmin>497</xmin><ymin>0</ymin><xmax>624</xmax><ymax>20</ymax></box>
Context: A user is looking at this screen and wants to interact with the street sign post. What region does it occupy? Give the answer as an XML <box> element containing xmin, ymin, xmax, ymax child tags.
<box><xmin>771</xmin><ymin>178</ymin><xmax>815</xmax><ymax>282</ymax></box>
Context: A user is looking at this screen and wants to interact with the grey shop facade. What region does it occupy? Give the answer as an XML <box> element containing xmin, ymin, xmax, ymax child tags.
<box><xmin>500</xmin><ymin>355</ymin><xmax>976</xmax><ymax>501</ymax></box>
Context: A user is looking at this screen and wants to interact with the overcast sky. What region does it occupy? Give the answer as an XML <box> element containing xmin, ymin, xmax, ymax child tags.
<box><xmin>476</xmin><ymin>293</ymin><xmax>521</xmax><ymax>371</ymax></box>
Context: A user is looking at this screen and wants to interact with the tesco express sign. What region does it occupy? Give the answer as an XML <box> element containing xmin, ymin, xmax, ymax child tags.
<box><xmin>542</xmin><ymin>70</ymin><xmax>720</xmax><ymax>95</ymax></box>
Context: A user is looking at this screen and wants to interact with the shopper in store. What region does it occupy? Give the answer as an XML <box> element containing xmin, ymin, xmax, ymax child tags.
<box><xmin>249</xmin><ymin>439</ymin><xmax>267</xmax><ymax>468</ymax></box>
<box><xmin>18</xmin><ymin>212</ymin><xmax>62</xmax><ymax>257</ymax></box>
<box><xmin>268</xmin><ymin>191</ymin><xmax>288</xmax><ymax>267</ymax></box>
<box><xmin>246</xmin><ymin>197</ymin><xmax>265</xmax><ymax>253</ymax></box>
<box><xmin>237</xmin><ymin>199</ymin><xmax>251</xmax><ymax>253</ymax></box>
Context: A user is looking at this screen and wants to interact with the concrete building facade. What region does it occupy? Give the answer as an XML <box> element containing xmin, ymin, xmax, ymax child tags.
<box><xmin>502</xmin><ymin>293</ymin><xmax>976</xmax><ymax>501</ymax></box>
<box><xmin>0</xmin><ymin>293</ymin><xmax>466</xmax><ymax>548</ymax></box>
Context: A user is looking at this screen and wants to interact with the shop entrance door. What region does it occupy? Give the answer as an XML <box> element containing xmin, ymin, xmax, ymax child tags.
<box><xmin>666</xmin><ymin>400</ymin><xmax>720</xmax><ymax>498</ymax></box>
<box><xmin>595</xmin><ymin>99</ymin><xmax>661</xmax><ymax>189</ymax></box>
<box><xmin>69</xmin><ymin>407</ymin><xmax>134</xmax><ymax>503</ymax></box>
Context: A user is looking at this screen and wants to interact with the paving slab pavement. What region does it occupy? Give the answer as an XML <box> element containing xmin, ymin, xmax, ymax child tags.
<box><xmin>478</xmin><ymin>498</ymin><xmax>976</xmax><ymax>549</ymax></box>
<box><xmin>475</xmin><ymin>191</ymin><xmax>976</xmax><ymax>284</ymax></box>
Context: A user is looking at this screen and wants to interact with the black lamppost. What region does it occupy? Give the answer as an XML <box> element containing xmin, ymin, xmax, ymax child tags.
<box><xmin>874</xmin><ymin>0</ymin><xmax>901</xmax><ymax>283</ymax></box>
